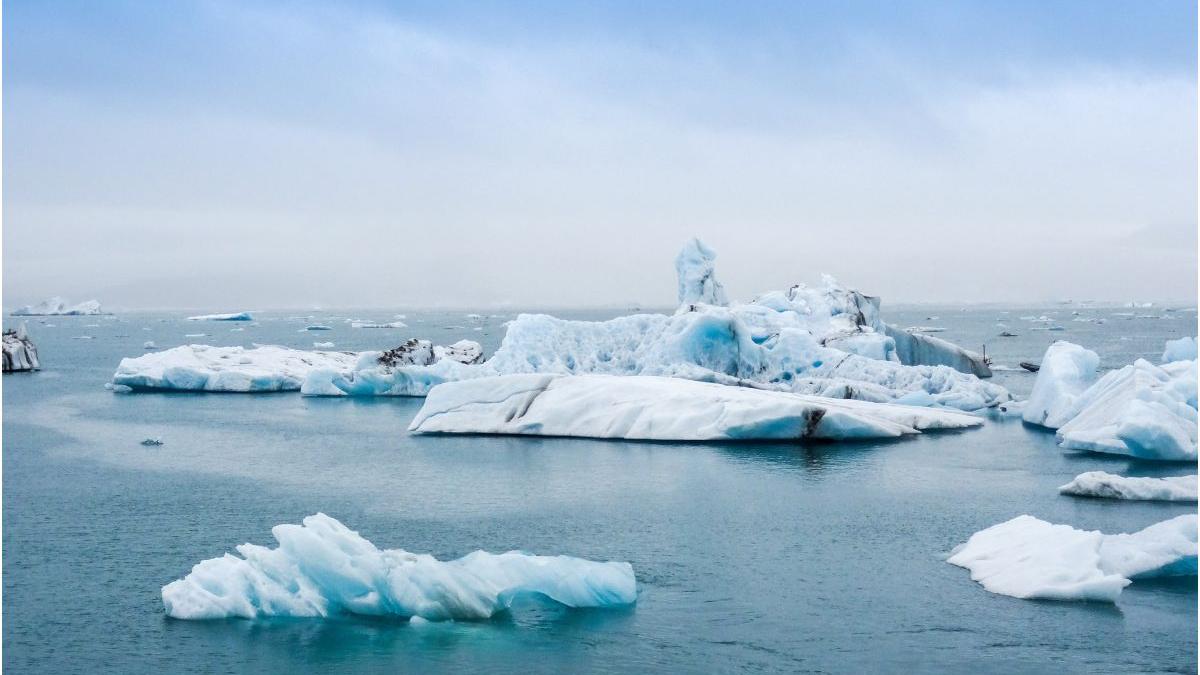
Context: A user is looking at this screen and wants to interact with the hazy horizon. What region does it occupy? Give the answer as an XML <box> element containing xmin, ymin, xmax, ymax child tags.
<box><xmin>4</xmin><ymin>0</ymin><xmax>1197</xmax><ymax>310</ymax></box>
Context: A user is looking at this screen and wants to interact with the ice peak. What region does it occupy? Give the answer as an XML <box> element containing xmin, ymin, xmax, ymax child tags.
<box><xmin>675</xmin><ymin>237</ymin><xmax>728</xmax><ymax>308</ymax></box>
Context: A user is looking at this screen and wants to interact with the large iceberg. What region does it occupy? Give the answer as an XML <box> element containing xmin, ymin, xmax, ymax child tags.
<box><xmin>408</xmin><ymin>373</ymin><xmax>983</xmax><ymax>441</ymax></box>
<box><xmin>947</xmin><ymin>514</ymin><xmax>1197</xmax><ymax>602</ymax></box>
<box><xmin>162</xmin><ymin>513</ymin><xmax>636</xmax><ymax>621</ymax></box>
<box><xmin>187</xmin><ymin>312</ymin><xmax>254</xmax><ymax>321</ymax></box>
<box><xmin>1059</xmin><ymin>471</ymin><xmax>1197</xmax><ymax>502</ymax></box>
<box><xmin>2</xmin><ymin>323</ymin><xmax>40</xmax><ymax>372</ymax></box>
<box><xmin>1022</xmin><ymin>340</ymin><xmax>1197</xmax><ymax>461</ymax></box>
<box><xmin>11</xmin><ymin>297</ymin><xmax>104</xmax><ymax>316</ymax></box>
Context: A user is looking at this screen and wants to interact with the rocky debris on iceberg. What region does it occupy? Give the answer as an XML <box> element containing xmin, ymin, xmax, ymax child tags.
<box><xmin>301</xmin><ymin>339</ymin><xmax>484</xmax><ymax>397</ymax></box>
<box><xmin>408</xmin><ymin>373</ymin><xmax>983</xmax><ymax>441</ymax></box>
<box><xmin>1059</xmin><ymin>471</ymin><xmax>1196</xmax><ymax>502</ymax></box>
<box><xmin>301</xmin><ymin>240</ymin><xmax>1007</xmax><ymax>409</ymax></box>
<box><xmin>112</xmin><ymin>344</ymin><xmax>358</xmax><ymax>392</ymax></box>
<box><xmin>1022</xmin><ymin>340</ymin><xmax>1197</xmax><ymax>461</ymax></box>
<box><xmin>186</xmin><ymin>312</ymin><xmax>253</xmax><ymax>321</ymax></box>
<box><xmin>161</xmin><ymin>513</ymin><xmax>636</xmax><ymax>621</ymax></box>
<box><xmin>947</xmin><ymin>514</ymin><xmax>1197</xmax><ymax>602</ymax></box>
<box><xmin>3</xmin><ymin>323</ymin><xmax>40</xmax><ymax>372</ymax></box>
<box><xmin>11</xmin><ymin>297</ymin><xmax>104</xmax><ymax>316</ymax></box>
<box><xmin>1163</xmin><ymin>337</ymin><xmax>1197</xmax><ymax>364</ymax></box>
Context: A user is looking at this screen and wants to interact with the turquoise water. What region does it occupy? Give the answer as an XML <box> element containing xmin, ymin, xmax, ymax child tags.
<box><xmin>3</xmin><ymin>307</ymin><xmax>1196</xmax><ymax>673</ymax></box>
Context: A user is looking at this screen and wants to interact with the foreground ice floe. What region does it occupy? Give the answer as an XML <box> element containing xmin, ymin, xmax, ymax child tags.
<box><xmin>408</xmin><ymin>374</ymin><xmax>983</xmax><ymax>441</ymax></box>
<box><xmin>1023</xmin><ymin>340</ymin><xmax>1197</xmax><ymax>461</ymax></box>
<box><xmin>2</xmin><ymin>323</ymin><xmax>40</xmax><ymax>372</ymax></box>
<box><xmin>948</xmin><ymin>514</ymin><xmax>1197</xmax><ymax>602</ymax></box>
<box><xmin>11</xmin><ymin>297</ymin><xmax>104</xmax><ymax>316</ymax></box>
<box><xmin>162</xmin><ymin>513</ymin><xmax>636</xmax><ymax>620</ymax></box>
<box><xmin>1059</xmin><ymin>471</ymin><xmax>1197</xmax><ymax>502</ymax></box>
<box><xmin>187</xmin><ymin>312</ymin><xmax>253</xmax><ymax>321</ymax></box>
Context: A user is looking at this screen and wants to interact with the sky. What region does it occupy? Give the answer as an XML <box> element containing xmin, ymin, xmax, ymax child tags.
<box><xmin>3</xmin><ymin>0</ymin><xmax>1197</xmax><ymax>309</ymax></box>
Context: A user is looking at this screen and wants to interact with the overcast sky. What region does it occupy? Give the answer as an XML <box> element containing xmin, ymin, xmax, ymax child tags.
<box><xmin>3</xmin><ymin>0</ymin><xmax>1196</xmax><ymax>309</ymax></box>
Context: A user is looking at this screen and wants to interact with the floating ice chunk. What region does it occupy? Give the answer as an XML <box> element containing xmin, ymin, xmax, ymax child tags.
<box><xmin>141</xmin><ymin>437</ymin><xmax>164</xmax><ymax>446</ymax></box>
<box><xmin>112</xmin><ymin>345</ymin><xmax>357</xmax><ymax>392</ymax></box>
<box><xmin>947</xmin><ymin>514</ymin><xmax>1197</xmax><ymax>602</ymax></box>
<box><xmin>161</xmin><ymin>513</ymin><xmax>636</xmax><ymax>620</ymax></box>
<box><xmin>408</xmin><ymin>374</ymin><xmax>982</xmax><ymax>441</ymax></box>
<box><xmin>1163</xmin><ymin>337</ymin><xmax>1197</xmax><ymax>364</ymax></box>
<box><xmin>350</xmin><ymin>321</ymin><xmax>407</xmax><ymax>329</ymax></box>
<box><xmin>187</xmin><ymin>312</ymin><xmax>253</xmax><ymax>321</ymax></box>
<box><xmin>313</xmin><ymin>341</ymin><xmax>335</xmax><ymax>349</ymax></box>
<box><xmin>1059</xmin><ymin>471</ymin><xmax>1196</xmax><ymax>501</ymax></box>
<box><xmin>11</xmin><ymin>297</ymin><xmax>105</xmax><ymax>316</ymax></box>
<box><xmin>1022</xmin><ymin>341</ymin><xmax>1099</xmax><ymax>428</ymax></box>
<box><xmin>143</xmin><ymin>341</ymin><xmax>156</xmax><ymax>350</ymax></box>
<box><xmin>2</xmin><ymin>322</ymin><xmax>40</xmax><ymax>372</ymax></box>
<box><xmin>675</xmin><ymin>237</ymin><xmax>728</xmax><ymax>307</ymax></box>
<box><xmin>305</xmin><ymin>325</ymin><xmax>332</xmax><ymax>331</ymax></box>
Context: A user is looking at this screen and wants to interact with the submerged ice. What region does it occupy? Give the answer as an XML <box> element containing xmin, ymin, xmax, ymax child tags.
<box><xmin>408</xmin><ymin>373</ymin><xmax>984</xmax><ymax>441</ymax></box>
<box><xmin>948</xmin><ymin>514</ymin><xmax>1197</xmax><ymax>602</ymax></box>
<box><xmin>162</xmin><ymin>513</ymin><xmax>637</xmax><ymax>621</ymax></box>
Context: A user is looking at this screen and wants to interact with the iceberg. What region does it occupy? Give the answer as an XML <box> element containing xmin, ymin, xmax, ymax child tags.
<box><xmin>112</xmin><ymin>344</ymin><xmax>358</xmax><ymax>392</ymax></box>
<box><xmin>675</xmin><ymin>237</ymin><xmax>729</xmax><ymax>307</ymax></box>
<box><xmin>2</xmin><ymin>323</ymin><xmax>40</xmax><ymax>372</ymax></box>
<box><xmin>1023</xmin><ymin>340</ymin><xmax>1197</xmax><ymax>461</ymax></box>
<box><xmin>162</xmin><ymin>513</ymin><xmax>636</xmax><ymax>621</ymax></box>
<box><xmin>1163</xmin><ymin>336</ymin><xmax>1197</xmax><ymax>364</ymax></box>
<box><xmin>187</xmin><ymin>312</ymin><xmax>253</xmax><ymax>321</ymax></box>
<box><xmin>301</xmin><ymin>339</ymin><xmax>485</xmax><ymax>397</ymax></box>
<box><xmin>11</xmin><ymin>297</ymin><xmax>104</xmax><ymax>316</ymax></box>
<box><xmin>1059</xmin><ymin>471</ymin><xmax>1197</xmax><ymax>502</ymax></box>
<box><xmin>947</xmin><ymin>514</ymin><xmax>1197</xmax><ymax>602</ymax></box>
<box><xmin>884</xmin><ymin>324</ymin><xmax>992</xmax><ymax>378</ymax></box>
<box><xmin>408</xmin><ymin>373</ymin><xmax>983</xmax><ymax>441</ymax></box>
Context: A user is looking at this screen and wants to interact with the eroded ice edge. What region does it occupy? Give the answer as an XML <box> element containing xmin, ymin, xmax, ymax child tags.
<box><xmin>1023</xmin><ymin>340</ymin><xmax>1197</xmax><ymax>461</ymax></box>
<box><xmin>162</xmin><ymin>513</ymin><xmax>636</xmax><ymax>621</ymax></box>
<box><xmin>947</xmin><ymin>514</ymin><xmax>1197</xmax><ymax>602</ymax></box>
<box><xmin>408</xmin><ymin>373</ymin><xmax>982</xmax><ymax>441</ymax></box>
<box><xmin>115</xmin><ymin>239</ymin><xmax>1007</xmax><ymax>412</ymax></box>
<box><xmin>1059</xmin><ymin>472</ymin><xmax>1197</xmax><ymax>502</ymax></box>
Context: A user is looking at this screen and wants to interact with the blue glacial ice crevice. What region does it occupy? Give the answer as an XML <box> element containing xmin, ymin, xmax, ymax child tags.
<box><xmin>947</xmin><ymin>514</ymin><xmax>1197</xmax><ymax>602</ymax></box>
<box><xmin>161</xmin><ymin>513</ymin><xmax>637</xmax><ymax>621</ymax></box>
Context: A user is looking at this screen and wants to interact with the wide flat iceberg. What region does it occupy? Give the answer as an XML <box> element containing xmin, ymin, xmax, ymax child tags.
<box><xmin>1059</xmin><ymin>471</ymin><xmax>1197</xmax><ymax>502</ymax></box>
<box><xmin>1023</xmin><ymin>340</ymin><xmax>1197</xmax><ymax>461</ymax></box>
<box><xmin>112</xmin><ymin>345</ymin><xmax>357</xmax><ymax>392</ymax></box>
<box><xmin>409</xmin><ymin>373</ymin><xmax>983</xmax><ymax>441</ymax></box>
<box><xmin>11</xmin><ymin>297</ymin><xmax>104</xmax><ymax>316</ymax></box>
<box><xmin>947</xmin><ymin>514</ymin><xmax>1197</xmax><ymax>602</ymax></box>
<box><xmin>162</xmin><ymin>513</ymin><xmax>636</xmax><ymax>621</ymax></box>
<box><xmin>187</xmin><ymin>312</ymin><xmax>254</xmax><ymax>321</ymax></box>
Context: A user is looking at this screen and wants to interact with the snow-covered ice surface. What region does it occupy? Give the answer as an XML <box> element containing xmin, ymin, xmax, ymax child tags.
<box><xmin>2</xmin><ymin>323</ymin><xmax>40</xmax><ymax>372</ymax></box>
<box><xmin>11</xmin><ymin>297</ymin><xmax>104</xmax><ymax>316</ymax></box>
<box><xmin>162</xmin><ymin>513</ymin><xmax>636</xmax><ymax>621</ymax></box>
<box><xmin>187</xmin><ymin>312</ymin><xmax>254</xmax><ymax>321</ymax></box>
<box><xmin>112</xmin><ymin>345</ymin><xmax>357</xmax><ymax>392</ymax></box>
<box><xmin>408</xmin><ymin>374</ymin><xmax>983</xmax><ymax>441</ymax></box>
<box><xmin>1059</xmin><ymin>472</ymin><xmax>1197</xmax><ymax>502</ymax></box>
<box><xmin>1023</xmin><ymin>340</ymin><xmax>1197</xmax><ymax>461</ymax></box>
<box><xmin>948</xmin><ymin>514</ymin><xmax>1197</xmax><ymax>602</ymax></box>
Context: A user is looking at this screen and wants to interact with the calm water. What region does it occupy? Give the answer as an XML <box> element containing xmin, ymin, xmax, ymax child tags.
<box><xmin>3</xmin><ymin>306</ymin><xmax>1197</xmax><ymax>673</ymax></box>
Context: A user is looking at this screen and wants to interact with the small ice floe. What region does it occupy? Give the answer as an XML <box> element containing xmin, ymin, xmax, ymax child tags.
<box><xmin>230</xmin><ymin>327</ymin><xmax>244</xmax><ymax>332</ymax></box>
<box><xmin>313</xmin><ymin>341</ymin><xmax>335</xmax><ymax>349</ymax></box>
<box><xmin>143</xmin><ymin>341</ymin><xmax>157</xmax><ymax>350</ymax></box>
<box><xmin>141</xmin><ymin>438</ymin><xmax>164</xmax><ymax>446</ymax></box>
<box><xmin>1059</xmin><ymin>471</ymin><xmax>1196</xmax><ymax>502</ymax></box>
<box><xmin>905</xmin><ymin>326</ymin><xmax>947</xmax><ymax>333</ymax></box>
<box><xmin>947</xmin><ymin>514</ymin><xmax>1197</xmax><ymax>602</ymax></box>
<box><xmin>305</xmin><ymin>325</ymin><xmax>332</xmax><ymax>331</ymax></box>
<box><xmin>350</xmin><ymin>321</ymin><xmax>407</xmax><ymax>329</ymax></box>
<box><xmin>72</xmin><ymin>335</ymin><xmax>95</xmax><ymax>340</ymax></box>
<box><xmin>161</xmin><ymin>513</ymin><xmax>636</xmax><ymax>620</ymax></box>
<box><xmin>187</xmin><ymin>312</ymin><xmax>253</xmax><ymax>321</ymax></box>
<box><xmin>999</xmin><ymin>331</ymin><xmax>1018</xmax><ymax>337</ymax></box>
<box><xmin>1030</xmin><ymin>325</ymin><xmax>1065</xmax><ymax>331</ymax></box>
<box><xmin>466</xmin><ymin>313</ymin><xmax>484</xmax><ymax>320</ymax></box>
<box><xmin>184</xmin><ymin>333</ymin><xmax>207</xmax><ymax>338</ymax></box>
